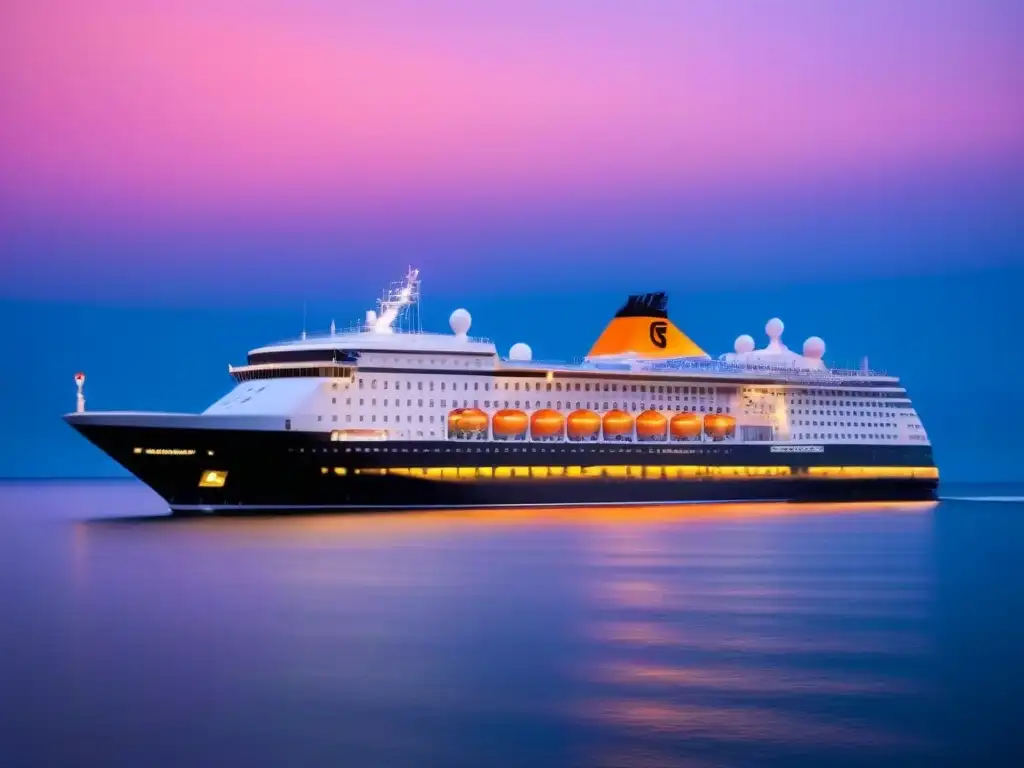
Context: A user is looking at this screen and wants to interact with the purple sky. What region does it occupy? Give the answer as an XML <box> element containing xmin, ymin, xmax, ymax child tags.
<box><xmin>1</xmin><ymin>0</ymin><xmax>1021</xmax><ymax>299</ymax></box>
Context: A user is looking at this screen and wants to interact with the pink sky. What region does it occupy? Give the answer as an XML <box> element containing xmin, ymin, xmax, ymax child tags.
<box><xmin>2</xmin><ymin>0</ymin><xmax>1021</xmax><ymax>224</ymax></box>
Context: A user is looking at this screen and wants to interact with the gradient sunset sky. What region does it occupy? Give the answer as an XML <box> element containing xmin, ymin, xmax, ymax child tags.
<box><xmin>1</xmin><ymin>0</ymin><xmax>1022</xmax><ymax>479</ymax></box>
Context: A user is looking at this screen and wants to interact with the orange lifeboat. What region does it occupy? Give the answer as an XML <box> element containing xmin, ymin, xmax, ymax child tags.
<box><xmin>636</xmin><ymin>410</ymin><xmax>668</xmax><ymax>441</ymax></box>
<box><xmin>703</xmin><ymin>414</ymin><xmax>737</xmax><ymax>441</ymax></box>
<box><xmin>670</xmin><ymin>412</ymin><xmax>701</xmax><ymax>440</ymax></box>
<box><xmin>566</xmin><ymin>409</ymin><xmax>601</xmax><ymax>440</ymax></box>
<box><xmin>530</xmin><ymin>409</ymin><xmax>564</xmax><ymax>440</ymax></box>
<box><xmin>455</xmin><ymin>408</ymin><xmax>488</xmax><ymax>435</ymax></box>
<box><xmin>602</xmin><ymin>409</ymin><xmax>634</xmax><ymax>440</ymax></box>
<box><xmin>492</xmin><ymin>409</ymin><xmax>528</xmax><ymax>439</ymax></box>
<box><xmin>447</xmin><ymin>408</ymin><xmax>465</xmax><ymax>437</ymax></box>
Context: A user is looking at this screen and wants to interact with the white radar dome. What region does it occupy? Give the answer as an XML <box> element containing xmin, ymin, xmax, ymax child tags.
<box><xmin>803</xmin><ymin>336</ymin><xmax>826</xmax><ymax>359</ymax></box>
<box><xmin>765</xmin><ymin>317</ymin><xmax>784</xmax><ymax>340</ymax></box>
<box><xmin>449</xmin><ymin>308</ymin><xmax>472</xmax><ymax>337</ymax></box>
<box><xmin>734</xmin><ymin>334</ymin><xmax>755</xmax><ymax>354</ymax></box>
<box><xmin>509</xmin><ymin>342</ymin><xmax>533</xmax><ymax>361</ymax></box>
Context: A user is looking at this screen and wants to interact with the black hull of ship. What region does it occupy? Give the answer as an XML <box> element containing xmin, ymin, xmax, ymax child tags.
<box><xmin>69</xmin><ymin>422</ymin><xmax>939</xmax><ymax>513</ymax></box>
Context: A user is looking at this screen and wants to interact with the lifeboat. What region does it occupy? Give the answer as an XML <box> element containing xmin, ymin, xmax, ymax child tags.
<box><xmin>530</xmin><ymin>409</ymin><xmax>564</xmax><ymax>440</ymax></box>
<box><xmin>703</xmin><ymin>414</ymin><xmax>737</xmax><ymax>441</ymax></box>
<box><xmin>566</xmin><ymin>409</ymin><xmax>601</xmax><ymax>440</ymax></box>
<box><xmin>456</xmin><ymin>408</ymin><xmax>488</xmax><ymax>435</ymax></box>
<box><xmin>670</xmin><ymin>412</ymin><xmax>702</xmax><ymax>440</ymax></box>
<box><xmin>492</xmin><ymin>409</ymin><xmax>528</xmax><ymax>440</ymax></box>
<box><xmin>635</xmin><ymin>410</ymin><xmax>668</xmax><ymax>441</ymax></box>
<box><xmin>602</xmin><ymin>409</ymin><xmax>634</xmax><ymax>440</ymax></box>
<box><xmin>447</xmin><ymin>408</ymin><xmax>465</xmax><ymax>438</ymax></box>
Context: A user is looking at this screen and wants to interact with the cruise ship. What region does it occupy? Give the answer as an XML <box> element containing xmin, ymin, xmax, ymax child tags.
<box><xmin>65</xmin><ymin>268</ymin><xmax>937</xmax><ymax>513</ymax></box>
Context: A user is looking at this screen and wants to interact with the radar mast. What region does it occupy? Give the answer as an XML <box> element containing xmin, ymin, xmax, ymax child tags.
<box><xmin>371</xmin><ymin>267</ymin><xmax>421</xmax><ymax>334</ymax></box>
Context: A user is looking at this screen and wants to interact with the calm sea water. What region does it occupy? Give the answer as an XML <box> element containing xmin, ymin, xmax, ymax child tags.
<box><xmin>2</xmin><ymin>481</ymin><xmax>1022</xmax><ymax>768</ymax></box>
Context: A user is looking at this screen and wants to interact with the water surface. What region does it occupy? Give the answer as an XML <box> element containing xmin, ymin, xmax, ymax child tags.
<box><xmin>2</xmin><ymin>481</ymin><xmax>1022</xmax><ymax>767</ymax></box>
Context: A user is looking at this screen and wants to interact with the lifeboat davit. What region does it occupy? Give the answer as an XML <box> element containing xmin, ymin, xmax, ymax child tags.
<box><xmin>492</xmin><ymin>409</ymin><xmax>528</xmax><ymax>439</ymax></box>
<box><xmin>602</xmin><ymin>409</ymin><xmax>633</xmax><ymax>440</ymax></box>
<box><xmin>635</xmin><ymin>410</ymin><xmax>667</xmax><ymax>441</ymax></box>
<box><xmin>670</xmin><ymin>412</ymin><xmax>702</xmax><ymax>440</ymax></box>
<box><xmin>566</xmin><ymin>409</ymin><xmax>601</xmax><ymax>440</ymax></box>
<box><xmin>703</xmin><ymin>414</ymin><xmax>737</xmax><ymax>441</ymax></box>
<box><xmin>530</xmin><ymin>409</ymin><xmax>564</xmax><ymax>439</ymax></box>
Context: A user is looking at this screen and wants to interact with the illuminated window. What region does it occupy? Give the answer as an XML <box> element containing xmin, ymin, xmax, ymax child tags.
<box><xmin>199</xmin><ymin>470</ymin><xmax>227</xmax><ymax>488</ymax></box>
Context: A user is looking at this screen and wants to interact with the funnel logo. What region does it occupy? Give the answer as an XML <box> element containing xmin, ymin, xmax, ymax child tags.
<box><xmin>649</xmin><ymin>320</ymin><xmax>668</xmax><ymax>348</ymax></box>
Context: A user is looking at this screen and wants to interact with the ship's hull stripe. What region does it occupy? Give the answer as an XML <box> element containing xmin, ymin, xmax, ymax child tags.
<box><xmin>170</xmin><ymin>498</ymin><xmax>814</xmax><ymax>513</ymax></box>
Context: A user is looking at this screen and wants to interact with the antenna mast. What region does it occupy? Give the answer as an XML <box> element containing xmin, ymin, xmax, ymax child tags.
<box><xmin>372</xmin><ymin>267</ymin><xmax>421</xmax><ymax>333</ymax></box>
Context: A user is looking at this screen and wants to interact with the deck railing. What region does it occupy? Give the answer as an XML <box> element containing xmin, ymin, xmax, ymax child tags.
<box><xmin>501</xmin><ymin>357</ymin><xmax>891</xmax><ymax>381</ymax></box>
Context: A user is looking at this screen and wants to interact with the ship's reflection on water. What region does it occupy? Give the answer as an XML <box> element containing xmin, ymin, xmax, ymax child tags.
<box><xmin>3</xmin><ymin>483</ymin><xmax>1022</xmax><ymax>766</ymax></box>
<box><xmin>571</xmin><ymin>512</ymin><xmax>938</xmax><ymax>766</ymax></box>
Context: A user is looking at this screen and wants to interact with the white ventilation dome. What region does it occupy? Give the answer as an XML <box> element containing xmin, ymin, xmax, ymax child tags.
<box><xmin>765</xmin><ymin>317</ymin><xmax>784</xmax><ymax>340</ymax></box>
<box><xmin>449</xmin><ymin>308</ymin><xmax>472</xmax><ymax>337</ymax></box>
<box><xmin>509</xmin><ymin>342</ymin><xmax>532</xmax><ymax>361</ymax></box>
<box><xmin>803</xmin><ymin>336</ymin><xmax>826</xmax><ymax>359</ymax></box>
<box><xmin>734</xmin><ymin>334</ymin><xmax>755</xmax><ymax>354</ymax></box>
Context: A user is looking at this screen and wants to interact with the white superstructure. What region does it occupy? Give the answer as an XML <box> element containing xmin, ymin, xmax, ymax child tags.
<box><xmin>187</xmin><ymin>269</ymin><xmax>929</xmax><ymax>448</ymax></box>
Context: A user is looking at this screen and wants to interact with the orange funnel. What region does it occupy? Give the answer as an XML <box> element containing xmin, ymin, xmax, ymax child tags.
<box><xmin>587</xmin><ymin>292</ymin><xmax>707</xmax><ymax>359</ymax></box>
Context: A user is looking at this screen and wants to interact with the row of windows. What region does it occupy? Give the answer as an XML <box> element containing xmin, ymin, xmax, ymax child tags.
<box><xmin>791</xmin><ymin>389</ymin><xmax>905</xmax><ymax>398</ymax></box>
<box><xmin>326</xmin><ymin>464</ymin><xmax>791</xmax><ymax>479</ymax></box>
<box><xmin>359</xmin><ymin>378</ymin><xmax>734</xmax><ymax>396</ymax></box>
<box><xmin>319</xmin><ymin>402</ymin><xmax>733</xmax><ymax>425</ymax></box>
<box><xmin>787</xmin><ymin>392</ymin><xmax>907</xmax><ymax>404</ymax></box>
<box><xmin>794</xmin><ymin>420</ymin><xmax>895</xmax><ymax>429</ymax></box>
<box><xmin>792</xmin><ymin>408</ymin><xmax>896</xmax><ymax>418</ymax></box>
<box><xmin>336</xmin><ymin>396</ymin><xmax>734</xmax><ymax>413</ymax></box>
<box><xmin>794</xmin><ymin>433</ymin><xmax>898</xmax><ymax>441</ymax></box>
<box><xmin>316</xmin><ymin>464</ymin><xmax>937</xmax><ymax>480</ymax></box>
